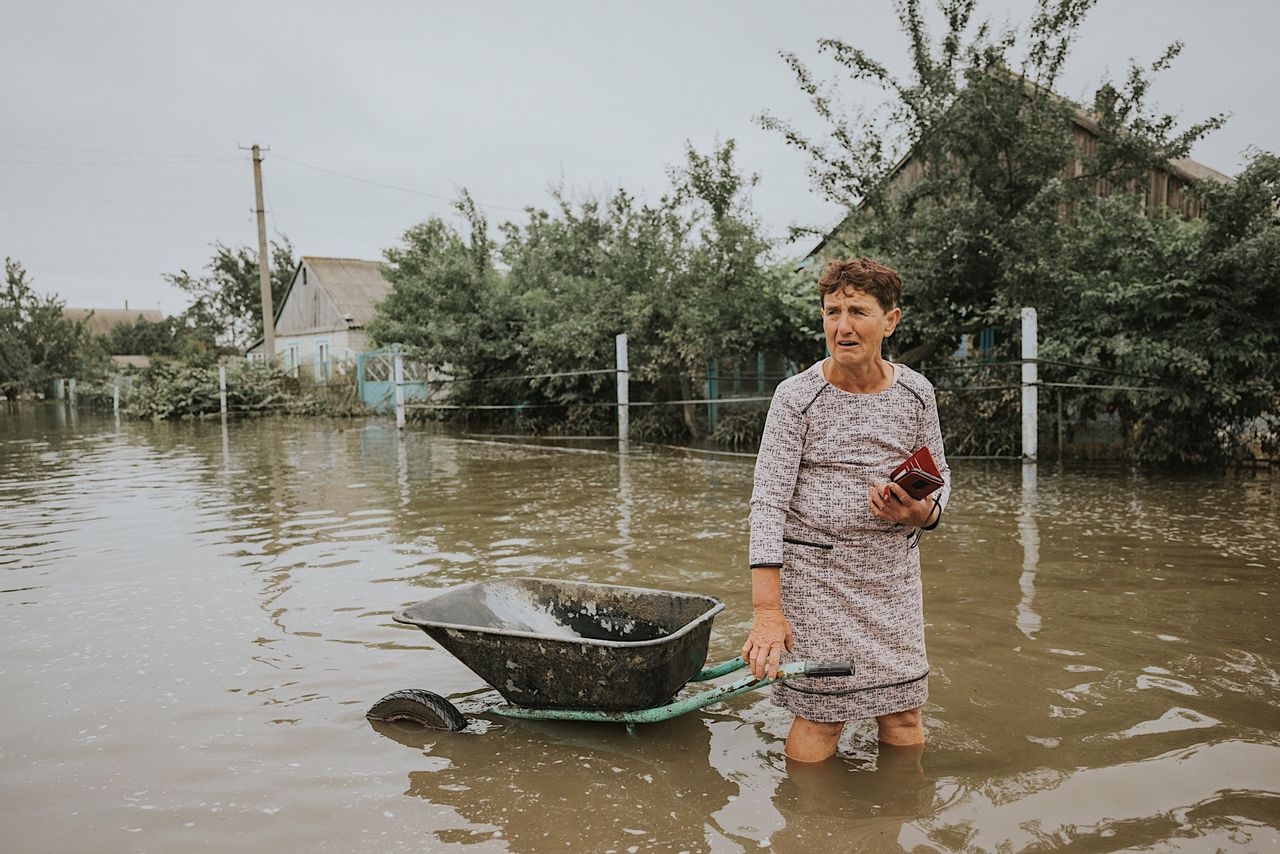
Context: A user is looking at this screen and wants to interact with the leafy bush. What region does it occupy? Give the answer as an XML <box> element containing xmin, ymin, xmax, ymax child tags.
<box><xmin>371</xmin><ymin>146</ymin><xmax>821</xmax><ymax>447</ymax></box>
<box><xmin>123</xmin><ymin>361</ymin><xmax>364</xmax><ymax>420</ymax></box>
<box><xmin>709</xmin><ymin>406</ymin><xmax>770</xmax><ymax>449</ymax></box>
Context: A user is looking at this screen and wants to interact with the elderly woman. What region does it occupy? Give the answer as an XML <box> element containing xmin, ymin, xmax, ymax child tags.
<box><xmin>741</xmin><ymin>256</ymin><xmax>950</xmax><ymax>762</ymax></box>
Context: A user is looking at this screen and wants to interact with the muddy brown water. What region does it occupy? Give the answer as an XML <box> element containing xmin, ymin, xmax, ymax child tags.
<box><xmin>2</xmin><ymin>405</ymin><xmax>1277</xmax><ymax>853</ymax></box>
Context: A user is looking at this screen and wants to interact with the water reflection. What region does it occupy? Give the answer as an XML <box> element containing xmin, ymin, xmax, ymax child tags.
<box><xmin>769</xmin><ymin>746</ymin><xmax>937</xmax><ymax>852</ymax></box>
<box><xmin>615</xmin><ymin>447</ymin><xmax>633</xmax><ymax>573</ymax></box>
<box><xmin>383</xmin><ymin>713</ymin><xmax>740</xmax><ymax>851</ymax></box>
<box><xmin>1016</xmin><ymin>461</ymin><xmax>1041</xmax><ymax>639</ymax></box>
<box><xmin>220</xmin><ymin>413</ymin><xmax>230</xmax><ymax>471</ymax></box>
<box><xmin>396</xmin><ymin>433</ymin><xmax>409</xmax><ymax>508</ymax></box>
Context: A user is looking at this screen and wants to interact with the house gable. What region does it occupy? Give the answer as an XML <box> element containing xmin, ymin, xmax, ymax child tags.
<box><xmin>274</xmin><ymin>260</ymin><xmax>347</xmax><ymax>336</ymax></box>
<box><xmin>246</xmin><ymin>256</ymin><xmax>392</xmax><ymax>355</ymax></box>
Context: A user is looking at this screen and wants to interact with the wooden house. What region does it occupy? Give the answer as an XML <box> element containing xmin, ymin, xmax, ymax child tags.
<box><xmin>245</xmin><ymin>256</ymin><xmax>392</xmax><ymax>379</ymax></box>
<box><xmin>802</xmin><ymin>94</ymin><xmax>1232</xmax><ymax>269</ymax></box>
<box><xmin>62</xmin><ymin>306</ymin><xmax>166</xmax><ymax>368</ymax></box>
<box><xmin>63</xmin><ymin>306</ymin><xmax>165</xmax><ymax>337</ymax></box>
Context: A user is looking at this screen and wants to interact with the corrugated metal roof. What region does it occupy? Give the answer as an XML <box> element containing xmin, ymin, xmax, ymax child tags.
<box><xmin>301</xmin><ymin>256</ymin><xmax>391</xmax><ymax>328</ymax></box>
<box><xmin>63</xmin><ymin>308</ymin><xmax>165</xmax><ymax>337</ymax></box>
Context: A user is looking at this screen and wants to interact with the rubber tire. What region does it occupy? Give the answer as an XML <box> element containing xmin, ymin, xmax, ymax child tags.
<box><xmin>367</xmin><ymin>689</ymin><xmax>468</xmax><ymax>731</ymax></box>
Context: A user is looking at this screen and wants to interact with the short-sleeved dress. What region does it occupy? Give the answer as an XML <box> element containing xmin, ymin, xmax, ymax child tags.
<box><xmin>748</xmin><ymin>359</ymin><xmax>951</xmax><ymax>723</ymax></box>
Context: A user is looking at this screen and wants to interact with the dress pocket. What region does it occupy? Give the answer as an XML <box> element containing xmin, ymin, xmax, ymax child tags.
<box><xmin>782</xmin><ymin>536</ymin><xmax>834</xmax><ymax>551</ymax></box>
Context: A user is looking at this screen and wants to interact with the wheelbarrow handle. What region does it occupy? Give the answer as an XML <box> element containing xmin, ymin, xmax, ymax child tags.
<box><xmin>493</xmin><ymin>658</ymin><xmax>857</xmax><ymax>724</ymax></box>
<box><xmin>803</xmin><ymin>660</ymin><xmax>855</xmax><ymax>678</ymax></box>
<box><xmin>691</xmin><ymin>657</ymin><xmax>854</xmax><ymax>682</ymax></box>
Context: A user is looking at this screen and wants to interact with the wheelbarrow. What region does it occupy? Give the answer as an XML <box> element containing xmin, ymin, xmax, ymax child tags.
<box><xmin>367</xmin><ymin>576</ymin><xmax>854</xmax><ymax>730</ymax></box>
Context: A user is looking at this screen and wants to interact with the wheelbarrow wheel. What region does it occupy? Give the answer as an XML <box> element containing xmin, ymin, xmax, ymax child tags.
<box><xmin>367</xmin><ymin>689</ymin><xmax>467</xmax><ymax>731</ymax></box>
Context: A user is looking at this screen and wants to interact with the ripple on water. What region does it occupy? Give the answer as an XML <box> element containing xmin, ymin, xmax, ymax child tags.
<box><xmin>1111</xmin><ymin>707</ymin><xmax>1222</xmax><ymax>739</ymax></box>
<box><xmin>1136</xmin><ymin>674</ymin><xmax>1200</xmax><ymax>697</ymax></box>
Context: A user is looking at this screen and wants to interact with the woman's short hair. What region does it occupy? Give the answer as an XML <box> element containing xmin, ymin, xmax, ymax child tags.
<box><xmin>817</xmin><ymin>257</ymin><xmax>901</xmax><ymax>312</ymax></box>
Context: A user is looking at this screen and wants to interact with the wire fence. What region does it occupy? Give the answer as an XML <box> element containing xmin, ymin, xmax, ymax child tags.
<box><xmin>395</xmin><ymin>360</ymin><xmax>1188</xmax><ymax>410</ymax></box>
<box><xmin>59</xmin><ymin>356</ymin><xmax>1199</xmax><ymax>418</ymax></box>
<box><xmin>65</xmin><ymin>330</ymin><xmax>1266</xmax><ymax>461</ymax></box>
<box><xmin>378</xmin><ymin>327</ymin><xmax>1241</xmax><ymax>460</ymax></box>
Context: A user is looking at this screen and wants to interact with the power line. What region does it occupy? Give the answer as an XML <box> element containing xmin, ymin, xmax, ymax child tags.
<box><xmin>270</xmin><ymin>152</ymin><xmax>526</xmax><ymax>214</ymax></box>
<box><xmin>0</xmin><ymin>156</ymin><xmax>243</xmax><ymax>166</ymax></box>
<box><xmin>1032</xmin><ymin>358</ymin><xmax>1169</xmax><ymax>384</ymax></box>
<box><xmin>264</xmin><ymin>183</ymin><xmax>387</xmax><ymax>249</ymax></box>
<box><xmin>0</xmin><ymin>142</ymin><xmax>241</xmax><ymax>159</ymax></box>
<box><xmin>0</xmin><ymin>186</ymin><xmax>247</xmax><ymax>212</ymax></box>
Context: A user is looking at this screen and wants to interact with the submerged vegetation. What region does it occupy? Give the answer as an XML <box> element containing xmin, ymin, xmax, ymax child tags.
<box><xmin>111</xmin><ymin>362</ymin><xmax>363</xmax><ymax>421</ymax></box>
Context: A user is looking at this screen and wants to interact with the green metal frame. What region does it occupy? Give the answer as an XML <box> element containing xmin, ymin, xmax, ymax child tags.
<box><xmin>491</xmin><ymin>657</ymin><xmax>852</xmax><ymax>724</ymax></box>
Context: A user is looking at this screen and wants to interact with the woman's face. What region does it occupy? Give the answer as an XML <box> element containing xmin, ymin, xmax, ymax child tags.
<box><xmin>822</xmin><ymin>288</ymin><xmax>901</xmax><ymax>373</ymax></box>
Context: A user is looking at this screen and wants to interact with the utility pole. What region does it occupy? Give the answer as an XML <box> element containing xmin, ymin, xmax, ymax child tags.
<box><xmin>242</xmin><ymin>144</ymin><xmax>274</xmax><ymax>362</ymax></box>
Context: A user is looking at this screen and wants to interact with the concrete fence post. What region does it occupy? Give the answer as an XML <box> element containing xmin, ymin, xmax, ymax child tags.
<box><xmin>219</xmin><ymin>366</ymin><xmax>228</xmax><ymax>416</ymax></box>
<box><xmin>706</xmin><ymin>359</ymin><xmax>718</xmax><ymax>433</ymax></box>
<box><xmin>393</xmin><ymin>350</ymin><xmax>406</xmax><ymax>430</ymax></box>
<box><xmin>68</xmin><ymin>378</ymin><xmax>77</xmax><ymax>408</ymax></box>
<box><xmin>113</xmin><ymin>385</ymin><xmax>120</xmax><ymax>415</ymax></box>
<box><xmin>1021</xmin><ymin>307</ymin><xmax>1038</xmax><ymax>461</ymax></box>
<box><xmin>615</xmin><ymin>333</ymin><xmax>629</xmax><ymax>446</ymax></box>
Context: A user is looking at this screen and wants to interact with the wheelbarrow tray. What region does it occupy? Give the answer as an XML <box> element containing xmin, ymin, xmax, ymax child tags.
<box><xmin>394</xmin><ymin>577</ymin><xmax>724</xmax><ymax>711</ymax></box>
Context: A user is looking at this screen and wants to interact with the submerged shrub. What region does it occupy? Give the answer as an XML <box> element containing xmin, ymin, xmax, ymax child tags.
<box><xmin>709</xmin><ymin>406</ymin><xmax>769</xmax><ymax>449</ymax></box>
<box><xmin>123</xmin><ymin>361</ymin><xmax>364</xmax><ymax>420</ymax></box>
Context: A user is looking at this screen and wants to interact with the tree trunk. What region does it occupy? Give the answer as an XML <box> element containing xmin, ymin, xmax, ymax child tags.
<box><xmin>679</xmin><ymin>370</ymin><xmax>701</xmax><ymax>439</ymax></box>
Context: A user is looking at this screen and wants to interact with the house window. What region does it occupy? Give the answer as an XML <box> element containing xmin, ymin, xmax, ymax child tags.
<box><xmin>315</xmin><ymin>341</ymin><xmax>330</xmax><ymax>382</ymax></box>
<box><xmin>283</xmin><ymin>342</ymin><xmax>301</xmax><ymax>377</ymax></box>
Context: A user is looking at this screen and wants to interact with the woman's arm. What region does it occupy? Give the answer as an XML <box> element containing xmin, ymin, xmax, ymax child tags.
<box><xmin>871</xmin><ymin>380</ymin><xmax>950</xmax><ymax>529</ymax></box>
<box><xmin>743</xmin><ymin>387</ymin><xmax>806</xmax><ymax>679</ymax></box>
<box><xmin>920</xmin><ymin>383</ymin><xmax>951</xmax><ymax>527</ymax></box>
<box><xmin>741</xmin><ymin>567</ymin><xmax>793</xmax><ymax>680</ymax></box>
<box><xmin>748</xmin><ymin>393</ymin><xmax>805</xmax><ymax>568</ymax></box>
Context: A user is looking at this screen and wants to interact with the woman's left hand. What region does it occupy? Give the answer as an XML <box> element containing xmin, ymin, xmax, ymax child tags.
<box><xmin>869</xmin><ymin>481</ymin><xmax>934</xmax><ymax>528</ymax></box>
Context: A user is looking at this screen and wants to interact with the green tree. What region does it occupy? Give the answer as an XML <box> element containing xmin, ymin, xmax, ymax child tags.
<box><xmin>1039</xmin><ymin>152</ymin><xmax>1280</xmax><ymax>463</ymax></box>
<box><xmin>368</xmin><ymin>192</ymin><xmax>514</xmax><ymax>375</ymax></box>
<box><xmin>496</xmin><ymin>189</ymin><xmax>672</xmax><ymax>421</ymax></box>
<box><xmin>0</xmin><ymin>258</ymin><xmax>99</xmax><ymax>398</ymax></box>
<box><xmin>102</xmin><ymin>312</ymin><xmax>221</xmax><ymax>365</ymax></box>
<box><xmin>761</xmin><ymin>0</ymin><xmax>1224</xmax><ymax>363</ymax></box>
<box><xmin>372</xmin><ymin>143</ymin><xmax>819</xmax><ymax>440</ymax></box>
<box><xmin>166</xmin><ymin>236</ymin><xmax>296</xmax><ymax>350</ymax></box>
<box><xmin>760</xmin><ymin>0</ymin><xmax>1269</xmax><ymax>462</ymax></box>
<box><xmin>494</xmin><ymin>140</ymin><xmax>816</xmax><ymax>437</ymax></box>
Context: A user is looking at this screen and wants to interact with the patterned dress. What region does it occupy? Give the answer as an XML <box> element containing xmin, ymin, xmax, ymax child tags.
<box><xmin>749</xmin><ymin>359</ymin><xmax>951</xmax><ymax>722</ymax></box>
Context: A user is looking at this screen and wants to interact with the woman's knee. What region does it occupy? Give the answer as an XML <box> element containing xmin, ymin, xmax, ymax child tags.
<box><xmin>785</xmin><ymin>717</ymin><xmax>846</xmax><ymax>762</ymax></box>
<box><xmin>800</xmin><ymin>718</ymin><xmax>845</xmax><ymax>737</ymax></box>
<box><xmin>876</xmin><ymin>708</ymin><xmax>924</xmax><ymax>745</ymax></box>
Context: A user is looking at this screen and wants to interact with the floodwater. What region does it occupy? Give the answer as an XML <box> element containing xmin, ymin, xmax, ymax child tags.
<box><xmin>2</xmin><ymin>404</ymin><xmax>1278</xmax><ymax>853</ymax></box>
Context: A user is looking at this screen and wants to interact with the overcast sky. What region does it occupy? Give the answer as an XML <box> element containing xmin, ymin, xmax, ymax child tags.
<box><xmin>5</xmin><ymin>0</ymin><xmax>1277</xmax><ymax>315</ymax></box>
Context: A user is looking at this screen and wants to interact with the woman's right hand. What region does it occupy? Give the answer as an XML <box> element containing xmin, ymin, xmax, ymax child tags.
<box><xmin>741</xmin><ymin>607</ymin><xmax>794</xmax><ymax>680</ymax></box>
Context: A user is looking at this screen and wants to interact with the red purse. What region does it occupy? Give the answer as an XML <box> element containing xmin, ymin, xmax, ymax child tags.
<box><xmin>886</xmin><ymin>446</ymin><xmax>944</xmax><ymax>501</ymax></box>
